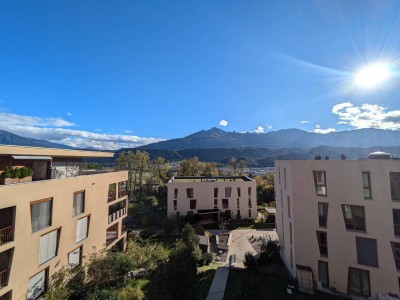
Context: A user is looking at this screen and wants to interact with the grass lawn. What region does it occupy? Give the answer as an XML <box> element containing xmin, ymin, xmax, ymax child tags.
<box><xmin>224</xmin><ymin>261</ymin><xmax>345</xmax><ymax>300</ymax></box>
<box><xmin>198</xmin><ymin>263</ymin><xmax>221</xmax><ymax>300</ymax></box>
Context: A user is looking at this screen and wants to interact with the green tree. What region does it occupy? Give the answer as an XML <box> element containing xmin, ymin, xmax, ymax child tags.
<box><xmin>178</xmin><ymin>157</ymin><xmax>204</xmax><ymax>176</ymax></box>
<box><xmin>237</xmin><ymin>160</ymin><xmax>247</xmax><ymax>176</ymax></box>
<box><xmin>201</xmin><ymin>162</ymin><xmax>218</xmax><ymax>177</ymax></box>
<box><xmin>181</xmin><ymin>223</ymin><xmax>202</xmax><ymax>261</ymax></box>
<box><xmin>228</xmin><ymin>157</ymin><xmax>238</xmax><ymax>175</ymax></box>
<box><xmin>152</xmin><ymin>156</ymin><xmax>171</xmax><ymax>186</ymax></box>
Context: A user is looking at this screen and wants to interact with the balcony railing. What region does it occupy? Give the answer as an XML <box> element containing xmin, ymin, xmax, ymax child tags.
<box><xmin>0</xmin><ymin>226</ymin><xmax>13</xmax><ymax>245</ymax></box>
<box><xmin>0</xmin><ymin>268</ymin><xmax>8</xmax><ymax>288</ymax></box>
<box><xmin>121</xmin><ymin>225</ymin><xmax>127</xmax><ymax>234</ymax></box>
<box><xmin>106</xmin><ymin>231</ymin><xmax>118</xmax><ymax>246</ymax></box>
<box><xmin>118</xmin><ymin>189</ymin><xmax>128</xmax><ymax>198</ymax></box>
<box><xmin>108</xmin><ymin>208</ymin><xmax>127</xmax><ymax>224</ymax></box>
<box><xmin>108</xmin><ymin>191</ymin><xmax>116</xmax><ymax>202</ymax></box>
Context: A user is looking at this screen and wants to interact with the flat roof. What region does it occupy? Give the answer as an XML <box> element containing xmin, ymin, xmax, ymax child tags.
<box><xmin>0</xmin><ymin>144</ymin><xmax>114</xmax><ymax>158</ymax></box>
<box><xmin>169</xmin><ymin>176</ymin><xmax>254</xmax><ymax>183</ymax></box>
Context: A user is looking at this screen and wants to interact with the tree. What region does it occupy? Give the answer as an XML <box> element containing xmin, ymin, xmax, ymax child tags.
<box><xmin>181</xmin><ymin>223</ymin><xmax>202</xmax><ymax>261</ymax></box>
<box><xmin>152</xmin><ymin>156</ymin><xmax>171</xmax><ymax>186</ymax></box>
<box><xmin>202</xmin><ymin>162</ymin><xmax>218</xmax><ymax>177</ymax></box>
<box><xmin>237</xmin><ymin>160</ymin><xmax>247</xmax><ymax>176</ymax></box>
<box><xmin>228</xmin><ymin>157</ymin><xmax>238</xmax><ymax>175</ymax></box>
<box><xmin>178</xmin><ymin>157</ymin><xmax>204</xmax><ymax>176</ymax></box>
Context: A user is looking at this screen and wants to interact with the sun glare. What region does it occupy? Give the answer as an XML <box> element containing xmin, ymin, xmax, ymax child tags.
<box><xmin>354</xmin><ymin>63</ymin><xmax>392</xmax><ymax>89</ymax></box>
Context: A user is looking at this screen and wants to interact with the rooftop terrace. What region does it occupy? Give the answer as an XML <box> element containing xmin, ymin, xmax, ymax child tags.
<box><xmin>168</xmin><ymin>176</ymin><xmax>254</xmax><ymax>183</ymax></box>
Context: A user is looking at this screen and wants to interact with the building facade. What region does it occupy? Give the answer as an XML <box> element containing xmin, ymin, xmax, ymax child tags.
<box><xmin>0</xmin><ymin>145</ymin><xmax>128</xmax><ymax>300</ymax></box>
<box><xmin>275</xmin><ymin>157</ymin><xmax>400</xmax><ymax>299</ymax></box>
<box><xmin>167</xmin><ymin>176</ymin><xmax>257</xmax><ymax>222</ymax></box>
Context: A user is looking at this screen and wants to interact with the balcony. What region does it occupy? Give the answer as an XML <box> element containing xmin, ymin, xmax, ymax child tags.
<box><xmin>118</xmin><ymin>181</ymin><xmax>128</xmax><ymax>198</ymax></box>
<box><xmin>0</xmin><ymin>268</ymin><xmax>8</xmax><ymax>288</ymax></box>
<box><xmin>0</xmin><ymin>207</ymin><xmax>15</xmax><ymax>246</ymax></box>
<box><xmin>118</xmin><ymin>189</ymin><xmax>127</xmax><ymax>198</ymax></box>
<box><xmin>106</xmin><ymin>223</ymin><xmax>119</xmax><ymax>246</ymax></box>
<box><xmin>108</xmin><ymin>208</ymin><xmax>127</xmax><ymax>224</ymax></box>
<box><xmin>0</xmin><ymin>227</ymin><xmax>13</xmax><ymax>246</ymax></box>
<box><xmin>121</xmin><ymin>225</ymin><xmax>127</xmax><ymax>235</ymax></box>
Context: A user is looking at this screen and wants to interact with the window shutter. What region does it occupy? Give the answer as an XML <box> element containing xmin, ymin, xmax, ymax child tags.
<box><xmin>39</xmin><ymin>230</ymin><xmax>57</xmax><ymax>264</ymax></box>
<box><xmin>27</xmin><ymin>270</ymin><xmax>46</xmax><ymax>300</ymax></box>
<box><xmin>73</xmin><ymin>192</ymin><xmax>84</xmax><ymax>216</ymax></box>
<box><xmin>76</xmin><ymin>217</ymin><xmax>88</xmax><ymax>242</ymax></box>
<box><xmin>69</xmin><ymin>247</ymin><xmax>81</xmax><ymax>266</ymax></box>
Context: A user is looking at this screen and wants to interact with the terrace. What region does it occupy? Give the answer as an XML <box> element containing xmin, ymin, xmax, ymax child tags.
<box><xmin>0</xmin><ymin>207</ymin><xmax>15</xmax><ymax>246</ymax></box>
<box><xmin>169</xmin><ymin>176</ymin><xmax>254</xmax><ymax>183</ymax></box>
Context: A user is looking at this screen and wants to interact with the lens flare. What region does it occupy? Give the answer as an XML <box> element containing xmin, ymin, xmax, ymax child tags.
<box><xmin>354</xmin><ymin>63</ymin><xmax>391</xmax><ymax>89</ymax></box>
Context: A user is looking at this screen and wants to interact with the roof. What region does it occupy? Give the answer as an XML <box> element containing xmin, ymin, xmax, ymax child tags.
<box><xmin>0</xmin><ymin>145</ymin><xmax>114</xmax><ymax>158</ymax></box>
<box><xmin>168</xmin><ymin>176</ymin><xmax>254</xmax><ymax>183</ymax></box>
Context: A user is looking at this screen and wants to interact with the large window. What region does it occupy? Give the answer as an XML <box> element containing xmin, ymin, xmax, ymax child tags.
<box><xmin>76</xmin><ymin>216</ymin><xmax>89</xmax><ymax>243</ymax></box>
<box><xmin>393</xmin><ymin>209</ymin><xmax>400</xmax><ymax>237</ymax></box>
<box><xmin>118</xmin><ymin>181</ymin><xmax>128</xmax><ymax>198</ymax></box>
<box><xmin>237</xmin><ymin>187</ymin><xmax>241</xmax><ymax>197</ymax></box>
<box><xmin>362</xmin><ymin>172</ymin><xmax>372</xmax><ymax>199</ymax></box>
<box><xmin>222</xmin><ymin>199</ymin><xmax>229</xmax><ymax>209</ymax></box>
<box><xmin>348</xmin><ymin>267</ymin><xmax>370</xmax><ymax>297</ymax></box>
<box><xmin>248</xmin><ymin>198</ymin><xmax>252</xmax><ymax>208</ymax></box>
<box><xmin>73</xmin><ymin>191</ymin><xmax>85</xmax><ymax>217</ymax></box>
<box><xmin>108</xmin><ymin>183</ymin><xmax>116</xmax><ymax>202</ymax></box>
<box><xmin>248</xmin><ymin>187</ymin><xmax>252</xmax><ymax>197</ymax></box>
<box><xmin>342</xmin><ymin>205</ymin><xmax>366</xmax><ymax>231</ymax></box>
<box><xmin>318</xmin><ymin>202</ymin><xmax>328</xmax><ymax>227</ymax></box>
<box><xmin>39</xmin><ymin>230</ymin><xmax>59</xmax><ymax>264</ymax></box>
<box><xmin>356</xmin><ymin>237</ymin><xmax>378</xmax><ymax>267</ymax></box>
<box><xmin>174</xmin><ymin>188</ymin><xmax>178</xmax><ymax>199</ymax></box>
<box><xmin>173</xmin><ymin>200</ymin><xmax>177</xmax><ymax>210</ymax></box>
<box><xmin>391</xmin><ymin>172</ymin><xmax>400</xmax><ymax>200</ymax></box>
<box><xmin>391</xmin><ymin>242</ymin><xmax>400</xmax><ymax>271</ymax></box>
<box><xmin>31</xmin><ymin>199</ymin><xmax>53</xmax><ymax>233</ymax></box>
<box><xmin>214</xmin><ymin>199</ymin><xmax>218</xmax><ymax>209</ymax></box>
<box><xmin>68</xmin><ymin>246</ymin><xmax>82</xmax><ymax>267</ymax></box>
<box><xmin>318</xmin><ymin>260</ymin><xmax>329</xmax><ymax>287</ymax></box>
<box><xmin>225</xmin><ymin>187</ymin><xmax>232</xmax><ymax>197</ymax></box>
<box><xmin>190</xmin><ymin>199</ymin><xmax>197</xmax><ymax>210</ymax></box>
<box><xmin>313</xmin><ymin>171</ymin><xmax>327</xmax><ymax>196</ymax></box>
<box><xmin>237</xmin><ymin>198</ymin><xmax>240</xmax><ymax>208</ymax></box>
<box><xmin>316</xmin><ymin>231</ymin><xmax>328</xmax><ymax>257</ymax></box>
<box><xmin>27</xmin><ymin>269</ymin><xmax>48</xmax><ymax>300</ymax></box>
<box><xmin>186</xmin><ymin>188</ymin><xmax>193</xmax><ymax>198</ymax></box>
<box><xmin>214</xmin><ymin>188</ymin><xmax>218</xmax><ymax>198</ymax></box>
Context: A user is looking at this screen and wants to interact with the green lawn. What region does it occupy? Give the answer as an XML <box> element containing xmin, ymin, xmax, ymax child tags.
<box><xmin>198</xmin><ymin>263</ymin><xmax>221</xmax><ymax>300</ymax></box>
<box><xmin>224</xmin><ymin>261</ymin><xmax>345</xmax><ymax>300</ymax></box>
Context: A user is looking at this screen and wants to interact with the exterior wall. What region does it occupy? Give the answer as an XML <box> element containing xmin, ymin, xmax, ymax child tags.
<box><xmin>275</xmin><ymin>159</ymin><xmax>400</xmax><ymax>299</ymax></box>
<box><xmin>0</xmin><ymin>170</ymin><xmax>128</xmax><ymax>300</ymax></box>
<box><xmin>167</xmin><ymin>178</ymin><xmax>257</xmax><ymax>220</ymax></box>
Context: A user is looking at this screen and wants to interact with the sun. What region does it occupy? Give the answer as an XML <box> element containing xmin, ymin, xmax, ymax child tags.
<box><xmin>354</xmin><ymin>63</ymin><xmax>392</xmax><ymax>89</ymax></box>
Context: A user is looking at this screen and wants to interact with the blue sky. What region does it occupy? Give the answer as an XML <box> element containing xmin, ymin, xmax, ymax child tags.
<box><xmin>1</xmin><ymin>1</ymin><xmax>400</xmax><ymax>149</ymax></box>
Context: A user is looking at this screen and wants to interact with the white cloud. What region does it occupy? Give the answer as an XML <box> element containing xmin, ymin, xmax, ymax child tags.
<box><xmin>300</xmin><ymin>120</ymin><xmax>310</xmax><ymax>124</ymax></box>
<box><xmin>336</xmin><ymin>121</ymin><xmax>347</xmax><ymax>125</ymax></box>
<box><xmin>315</xmin><ymin>124</ymin><xmax>320</xmax><ymax>129</ymax></box>
<box><xmin>332</xmin><ymin>102</ymin><xmax>400</xmax><ymax>130</ymax></box>
<box><xmin>0</xmin><ymin>112</ymin><xmax>165</xmax><ymax>150</ymax></box>
<box><xmin>124</xmin><ymin>130</ymin><xmax>133</xmax><ymax>133</ymax></box>
<box><xmin>254</xmin><ymin>126</ymin><xmax>265</xmax><ymax>133</ymax></box>
<box><xmin>310</xmin><ymin>127</ymin><xmax>336</xmax><ymax>134</ymax></box>
<box><xmin>219</xmin><ymin>120</ymin><xmax>228</xmax><ymax>127</ymax></box>
<box><xmin>67</xmin><ymin>112</ymin><xmax>72</xmax><ymax>116</ymax></box>
<box><xmin>265</xmin><ymin>123</ymin><xmax>272</xmax><ymax>129</ymax></box>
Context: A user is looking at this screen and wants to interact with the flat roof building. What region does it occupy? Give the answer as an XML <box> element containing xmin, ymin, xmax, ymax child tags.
<box><xmin>167</xmin><ymin>176</ymin><xmax>257</xmax><ymax>223</ymax></box>
<box><xmin>0</xmin><ymin>145</ymin><xmax>128</xmax><ymax>300</ymax></box>
<box><xmin>275</xmin><ymin>156</ymin><xmax>400</xmax><ymax>299</ymax></box>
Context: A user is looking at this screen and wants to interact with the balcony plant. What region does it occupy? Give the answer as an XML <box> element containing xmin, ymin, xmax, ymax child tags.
<box><xmin>0</xmin><ymin>166</ymin><xmax>33</xmax><ymax>185</ymax></box>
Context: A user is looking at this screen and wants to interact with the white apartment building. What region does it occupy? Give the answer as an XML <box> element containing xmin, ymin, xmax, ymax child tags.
<box><xmin>275</xmin><ymin>153</ymin><xmax>400</xmax><ymax>299</ymax></box>
<box><xmin>167</xmin><ymin>176</ymin><xmax>257</xmax><ymax>222</ymax></box>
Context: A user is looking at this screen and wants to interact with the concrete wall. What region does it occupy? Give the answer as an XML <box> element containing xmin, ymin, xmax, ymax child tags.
<box><xmin>0</xmin><ymin>170</ymin><xmax>128</xmax><ymax>300</ymax></box>
<box><xmin>167</xmin><ymin>178</ymin><xmax>257</xmax><ymax>220</ymax></box>
<box><xmin>275</xmin><ymin>159</ymin><xmax>400</xmax><ymax>299</ymax></box>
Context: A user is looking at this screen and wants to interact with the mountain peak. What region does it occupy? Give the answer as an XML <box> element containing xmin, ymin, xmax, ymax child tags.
<box><xmin>207</xmin><ymin>127</ymin><xmax>226</xmax><ymax>133</ymax></box>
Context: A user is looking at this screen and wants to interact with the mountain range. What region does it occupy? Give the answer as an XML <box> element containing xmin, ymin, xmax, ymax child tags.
<box><xmin>0</xmin><ymin>129</ymin><xmax>72</xmax><ymax>149</ymax></box>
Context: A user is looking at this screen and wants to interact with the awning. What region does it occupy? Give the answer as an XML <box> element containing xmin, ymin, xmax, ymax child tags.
<box><xmin>198</xmin><ymin>209</ymin><xmax>220</xmax><ymax>215</ymax></box>
<box><xmin>12</xmin><ymin>155</ymin><xmax>53</xmax><ymax>160</ymax></box>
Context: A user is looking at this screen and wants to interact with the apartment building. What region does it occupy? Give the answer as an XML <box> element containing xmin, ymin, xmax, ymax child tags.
<box><xmin>167</xmin><ymin>176</ymin><xmax>257</xmax><ymax>222</ymax></box>
<box><xmin>275</xmin><ymin>154</ymin><xmax>400</xmax><ymax>299</ymax></box>
<box><xmin>0</xmin><ymin>145</ymin><xmax>128</xmax><ymax>300</ymax></box>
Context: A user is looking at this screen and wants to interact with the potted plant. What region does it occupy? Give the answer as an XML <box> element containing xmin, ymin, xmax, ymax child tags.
<box><xmin>19</xmin><ymin>166</ymin><xmax>33</xmax><ymax>183</ymax></box>
<box><xmin>0</xmin><ymin>166</ymin><xmax>33</xmax><ymax>185</ymax></box>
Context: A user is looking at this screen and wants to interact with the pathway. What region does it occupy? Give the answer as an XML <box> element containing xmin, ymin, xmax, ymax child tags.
<box><xmin>206</xmin><ymin>266</ymin><xmax>230</xmax><ymax>300</ymax></box>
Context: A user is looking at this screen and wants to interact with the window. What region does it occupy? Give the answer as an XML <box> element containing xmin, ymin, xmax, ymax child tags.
<box><xmin>362</xmin><ymin>172</ymin><xmax>372</xmax><ymax>199</ymax></box>
<box><xmin>318</xmin><ymin>261</ymin><xmax>329</xmax><ymax>287</ymax></box>
<box><xmin>39</xmin><ymin>230</ymin><xmax>59</xmax><ymax>264</ymax></box>
<box><xmin>214</xmin><ymin>188</ymin><xmax>218</xmax><ymax>198</ymax></box>
<box><xmin>76</xmin><ymin>216</ymin><xmax>89</xmax><ymax>243</ymax></box>
<box><xmin>289</xmin><ymin>222</ymin><xmax>292</xmax><ymax>245</ymax></box>
<box><xmin>236</xmin><ymin>210</ymin><xmax>241</xmax><ymax>219</ymax></box>
<box><xmin>248</xmin><ymin>187</ymin><xmax>251</xmax><ymax>197</ymax></box>
<box><xmin>106</xmin><ymin>223</ymin><xmax>118</xmax><ymax>246</ymax></box>
<box><xmin>348</xmin><ymin>267</ymin><xmax>370</xmax><ymax>297</ymax></box>
<box><xmin>342</xmin><ymin>205</ymin><xmax>366</xmax><ymax>231</ymax></box>
<box><xmin>249</xmin><ymin>209</ymin><xmax>251</xmax><ymax>218</ymax></box>
<box><xmin>318</xmin><ymin>202</ymin><xmax>328</xmax><ymax>227</ymax></box>
<box><xmin>393</xmin><ymin>209</ymin><xmax>400</xmax><ymax>236</ymax></box>
<box><xmin>190</xmin><ymin>199</ymin><xmax>197</xmax><ymax>210</ymax></box>
<box><xmin>68</xmin><ymin>246</ymin><xmax>82</xmax><ymax>267</ymax></box>
<box><xmin>248</xmin><ymin>198</ymin><xmax>252</xmax><ymax>208</ymax></box>
<box><xmin>27</xmin><ymin>269</ymin><xmax>48</xmax><ymax>300</ymax></box>
<box><xmin>290</xmin><ymin>247</ymin><xmax>293</xmax><ymax>269</ymax></box>
<box><xmin>214</xmin><ymin>199</ymin><xmax>218</xmax><ymax>208</ymax></box>
<box><xmin>186</xmin><ymin>188</ymin><xmax>193</xmax><ymax>198</ymax></box>
<box><xmin>287</xmin><ymin>196</ymin><xmax>290</xmax><ymax>218</ymax></box>
<box><xmin>391</xmin><ymin>242</ymin><xmax>400</xmax><ymax>271</ymax></box>
<box><xmin>108</xmin><ymin>183</ymin><xmax>116</xmax><ymax>202</ymax></box>
<box><xmin>316</xmin><ymin>231</ymin><xmax>328</xmax><ymax>256</ymax></box>
<box><xmin>174</xmin><ymin>188</ymin><xmax>178</xmax><ymax>199</ymax></box>
<box><xmin>391</xmin><ymin>173</ymin><xmax>400</xmax><ymax>200</ymax></box>
<box><xmin>118</xmin><ymin>181</ymin><xmax>128</xmax><ymax>198</ymax></box>
<box><xmin>173</xmin><ymin>200</ymin><xmax>177</xmax><ymax>210</ymax></box>
<box><xmin>284</xmin><ymin>168</ymin><xmax>287</xmax><ymax>189</ymax></box>
<box><xmin>237</xmin><ymin>198</ymin><xmax>240</xmax><ymax>208</ymax></box>
<box><xmin>279</xmin><ymin>167</ymin><xmax>281</xmax><ymax>185</ymax></box>
<box><xmin>313</xmin><ymin>171</ymin><xmax>327</xmax><ymax>196</ymax></box>
<box><xmin>280</xmin><ymin>190</ymin><xmax>283</xmax><ymax>208</ymax></box>
<box><xmin>73</xmin><ymin>191</ymin><xmax>85</xmax><ymax>217</ymax></box>
<box><xmin>225</xmin><ymin>187</ymin><xmax>232</xmax><ymax>197</ymax></box>
<box><xmin>237</xmin><ymin>187</ymin><xmax>241</xmax><ymax>197</ymax></box>
<box><xmin>31</xmin><ymin>199</ymin><xmax>52</xmax><ymax>233</ymax></box>
<box><xmin>356</xmin><ymin>237</ymin><xmax>378</xmax><ymax>267</ymax></box>
<box><xmin>222</xmin><ymin>199</ymin><xmax>229</xmax><ymax>209</ymax></box>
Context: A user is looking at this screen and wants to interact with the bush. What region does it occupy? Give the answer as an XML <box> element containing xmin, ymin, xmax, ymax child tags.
<box><xmin>194</xmin><ymin>226</ymin><xmax>205</xmax><ymax>236</ymax></box>
<box><xmin>141</xmin><ymin>215</ymin><xmax>150</xmax><ymax>227</ymax></box>
<box><xmin>162</xmin><ymin>218</ymin><xmax>176</xmax><ymax>235</ymax></box>
<box><xmin>117</xmin><ymin>284</ymin><xmax>145</xmax><ymax>300</ymax></box>
<box><xmin>200</xmin><ymin>252</ymin><xmax>213</xmax><ymax>266</ymax></box>
<box><xmin>87</xmin><ymin>289</ymin><xmax>117</xmax><ymax>300</ymax></box>
<box><xmin>243</xmin><ymin>252</ymin><xmax>257</xmax><ymax>272</ymax></box>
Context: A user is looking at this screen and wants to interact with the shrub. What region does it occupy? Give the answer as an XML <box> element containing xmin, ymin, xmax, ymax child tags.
<box><xmin>87</xmin><ymin>289</ymin><xmax>117</xmax><ymax>300</ymax></box>
<box><xmin>141</xmin><ymin>215</ymin><xmax>150</xmax><ymax>227</ymax></box>
<box><xmin>162</xmin><ymin>218</ymin><xmax>176</xmax><ymax>235</ymax></box>
<box><xmin>200</xmin><ymin>252</ymin><xmax>213</xmax><ymax>266</ymax></box>
<box><xmin>194</xmin><ymin>225</ymin><xmax>205</xmax><ymax>236</ymax></box>
<box><xmin>243</xmin><ymin>252</ymin><xmax>257</xmax><ymax>272</ymax></box>
<box><xmin>117</xmin><ymin>284</ymin><xmax>145</xmax><ymax>300</ymax></box>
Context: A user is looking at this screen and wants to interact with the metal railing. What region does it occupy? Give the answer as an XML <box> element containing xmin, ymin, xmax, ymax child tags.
<box><xmin>0</xmin><ymin>269</ymin><xmax>8</xmax><ymax>288</ymax></box>
<box><xmin>108</xmin><ymin>208</ymin><xmax>127</xmax><ymax>224</ymax></box>
<box><xmin>0</xmin><ymin>226</ymin><xmax>13</xmax><ymax>245</ymax></box>
<box><xmin>106</xmin><ymin>231</ymin><xmax>118</xmax><ymax>246</ymax></box>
